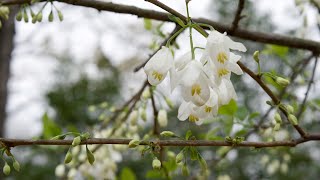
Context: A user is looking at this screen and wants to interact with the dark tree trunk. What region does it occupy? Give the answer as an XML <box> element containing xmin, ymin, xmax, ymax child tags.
<box><xmin>0</xmin><ymin>7</ymin><xmax>17</xmax><ymax>137</ymax></box>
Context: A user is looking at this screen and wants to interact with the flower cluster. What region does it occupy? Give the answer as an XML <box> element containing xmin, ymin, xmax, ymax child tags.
<box><xmin>144</xmin><ymin>30</ymin><xmax>246</xmax><ymax>125</ymax></box>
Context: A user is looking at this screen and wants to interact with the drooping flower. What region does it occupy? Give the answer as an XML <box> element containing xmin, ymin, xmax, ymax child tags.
<box><xmin>177</xmin><ymin>101</ymin><xmax>207</xmax><ymax>125</ymax></box>
<box><xmin>144</xmin><ymin>46</ymin><xmax>173</xmax><ymax>86</ymax></box>
<box><xmin>201</xmin><ymin>30</ymin><xmax>246</xmax><ymax>85</ymax></box>
<box><xmin>178</xmin><ymin>60</ymin><xmax>211</xmax><ymax>106</ymax></box>
<box><xmin>217</xmin><ymin>78</ymin><xmax>237</xmax><ymax>105</ymax></box>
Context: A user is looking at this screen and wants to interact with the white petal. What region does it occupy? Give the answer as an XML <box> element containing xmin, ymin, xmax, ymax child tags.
<box><xmin>227</xmin><ymin>62</ymin><xmax>243</xmax><ymax>75</ymax></box>
<box><xmin>179</xmin><ymin>60</ymin><xmax>203</xmax><ymax>87</ymax></box>
<box><xmin>169</xmin><ymin>68</ymin><xmax>179</xmax><ymax>92</ymax></box>
<box><xmin>225</xmin><ymin>36</ymin><xmax>247</xmax><ymax>52</ymax></box>
<box><xmin>177</xmin><ymin>101</ymin><xmax>191</xmax><ymax>121</ymax></box>
<box><xmin>175</xmin><ymin>52</ymin><xmax>192</xmax><ymax>71</ymax></box>
<box><xmin>229</xmin><ymin>52</ymin><xmax>241</xmax><ymax>63</ymax></box>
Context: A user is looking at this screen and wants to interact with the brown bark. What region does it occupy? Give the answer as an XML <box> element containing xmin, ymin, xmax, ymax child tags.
<box><xmin>0</xmin><ymin>6</ymin><xmax>17</xmax><ymax>137</ymax></box>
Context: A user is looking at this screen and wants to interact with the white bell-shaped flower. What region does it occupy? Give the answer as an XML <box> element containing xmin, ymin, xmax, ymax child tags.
<box><xmin>201</xmin><ymin>30</ymin><xmax>246</xmax><ymax>85</ymax></box>
<box><xmin>217</xmin><ymin>78</ymin><xmax>237</xmax><ymax>105</ymax></box>
<box><xmin>177</xmin><ymin>101</ymin><xmax>207</xmax><ymax>125</ymax></box>
<box><xmin>181</xmin><ymin>72</ymin><xmax>211</xmax><ymax>106</ymax></box>
<box><xmin>144</xmin><ymin>46</ymin><xmax>173</xmax><ymax>86</ymax></box>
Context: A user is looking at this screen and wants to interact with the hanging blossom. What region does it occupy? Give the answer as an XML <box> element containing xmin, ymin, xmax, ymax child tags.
<box><xmin>144</xmin><ymin>46</ymin><xmax>173</xmax><ymax>86</ymax></box>
<box><xmin>143</xmin><ymin>30</ymin><xmax>246</xmax><ymax>125</ymax></box>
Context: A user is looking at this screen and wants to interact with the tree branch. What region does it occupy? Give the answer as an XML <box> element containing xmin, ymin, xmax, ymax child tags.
<box><xmin>231</xmin><ymin>0</ymin><xmax>245</xmax><ymax>33</ymax></box>
<box><xmin>1</xmin><ymin>133</ymin><xmax>320</xmax><ymax>148</ymax></box>
<box><xmin>2</xmin><ymin>0</ymin><xmax>320</xmax><ymax>53</ymax></box>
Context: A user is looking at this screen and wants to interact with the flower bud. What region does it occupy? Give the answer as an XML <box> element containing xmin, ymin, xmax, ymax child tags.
<box><xmin>176</xmin><ymin>152</ymin><xmax>184</xmax><ymax>164</ymax></box>
<box><xmin>13</xmin><ymin>160</ymin><xmax>20</xmax><ymax>172</ymax></box>
<box><xmin>288</xmin><ymin>114</ymin><xmax>298</xmax><ymax>125</ymax></box>
<box><xmin>16</xmin><ymin>11</ymin><xmax>22</xmax><ymax>21</ymax></box>
<box><xmin>48</xmin><ymin>11</ymin><xmax>54</xmax><ymax>22</ymax></box>
<box><xmin>86</xmin><ymin>146</ymin><xmax>95</xmax><ymax>165</ymax></box>
<box><xmin>37</xmin><ymin>12</ymin><xmax>43</xmax><ymax>22</ymax></box>
<box><xmin>152</xmin><ymin>158</ymin><xmax>161</xmax><ymax>169</ymax></box>
<box><xmin>129</xmin><ymin>110</ymin><xmax>139</xmax><ymax>125</ymax></box>
<box><xmin>141</xmin><ymin>109</ymin><xmax>147</xmax><ymax>121</ymax></box>
<box><xmin>286</xmin><ymin>105</ymin><xmax>294</xmax><ymax>114</ymax></box>
<box><xmin>128</xmin><ymin>139</ymin><xmax>140</xmax><ymax>148</ymax></box>
<box><xmin>157</xmin><ymin>109</ymin><xmax>168</xmax><ymax>127</ymax></box>
<box><xmin>67</xmin><ymin>168</ymin><xmax>77</xmax><ymax>179</ymax></box>
<box><xmin>276</xmin><ymin>77</ymin><xmax>290</xmax><ymax>87</ymax></box>
<box><xmin>32</xmin><ymin>16</ymin><xmax>37</xmax><ymax>24</ymax></box>
<box><xmin>57</xmin><ymin>10</ymin><xmax>63</xmax><ymax>21</ymax></box>
<box><xmin>165</xmin><ymin>97</ymin><xmax>174</xmax><ymax>109</ymax></box>
<box><xmin>181</xmin><ymin>164</ymin><xmax>189</xmax><ymax>176</ymax></box>
<box><xmin>142</xmin><ymin>88</ymin><xmax>151</xmax><ymax>99</ymax></box>
<box><xmin>274</xmin><ymin>113</ymin><xmax>282</xmax><ymax>123</ymax></box>
<box><xmin>55</xmin><ymin>164</ymin><xmax>65</xmax><ymax>177</ymax></box>
<box><xmin>273</xmin><ymin>123</ymin><xmax>281</xmax><ymax>131</ymax></box>
<box><xmin>72</xmin><ymin>136</ymin><xmax>81</xmax><ymax>147</ymax></box>
<box><xmin>23</xmin><ymin>9</ymin><xmax>28</xmax><ymax>23</ymax></box>
<box><xmin>253</xmin><ymin>51</ymin><xmax>260</xmax><ymax>63</ymax></box>
<box><xmin>160</xmin><ymin>131</ymin><xmax>175</xmax><ymax>137</ymax></box>
<box><xmin>3</xmin><ymin>163</ymin><xmax>10</xmax><ymax>175</ymax></box>
<box><xmin>64</xmin><ymin>151</ymin><xmax>73</xmax><ymax>164</ymax></box>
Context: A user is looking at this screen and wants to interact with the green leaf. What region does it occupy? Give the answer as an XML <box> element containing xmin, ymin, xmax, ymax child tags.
<box><xmin>145</xmin><ymin>170</ymin><xmax>163</xmax><ymax>179</ymax></box>
<box><xmin>42</xmin><ymin>112</ymin><xmax>62</xmax><ymax>139</ymax></box>
<box><xmin>235</xmin><ymin>106</ymin><xmax>248</xmax><ymax>120</ymax></box>
<box><xmin>263</xmin><ymin>44</ymin><xmax>289</xmax><ymax>59</ymax></box>
<box><xmin>144</xmin><ymin>18</ymin><xmax>152</xmax><ymax>30</ymax></box>
<box><xmin>218</xmin><ymin>99</ymin><xmax>238</xmax><ymax>116</ymax></box>
<box><xmin>120</xmin><ymin>167</ymin><xmax>136</xmax><ymax>180</ymax></box>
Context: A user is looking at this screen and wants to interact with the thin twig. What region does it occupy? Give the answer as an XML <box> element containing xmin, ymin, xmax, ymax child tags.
<box><xmin>296</xmin><ymin>56</ymin><xmax>318</xmax><ymax>119</ymax></box>
<box><xmin>231</xmin><ymin>0</ymin><xmax>245</xmax><ymax>33</ymax></box>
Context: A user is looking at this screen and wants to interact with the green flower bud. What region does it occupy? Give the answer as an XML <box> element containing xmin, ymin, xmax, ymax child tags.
<box><xmin>286</xmin><ymin>105</ymin><xmax>294</xmax><ymax>114</ymax></box>
<box><xmin>32</xmin><ymin>16</ymin><xmax>37</xmax><ymax>24</ymax></box>
<box><xmin>152</xmin><ymin>158</ymin><xmax>161</xmax><ymax>169</ymax></box>
<box><xmin>128</xmin><ymin>139</ymin><xmax>140</xmax><ymax>148</ymax></box>
<box><xmin>3</xmin><ymin>163</ymin><xmax>10</xmax><ymax>175</ymax></box>
<box><xmin>165</xmin><ymin>97</ymin><xmax>174</xmax><ymax>109</ymax></box>
<box><xmin>64</xmin><ymin>151</ymin><xmax>72</xmax><ymax>164</ymax></box>
<box><xmin>37</xmin><ymin>12</ymin><xmax>42</xmax><ymax>22</ymax></box>
<box><xmin>176</xmin><ymin>152</ymin><xmax>184</xmax><ymax>164</ymax></box>
<box><xmin>288</xmin><ymin>114</ymin><xmax>298</xmax><ymax>125</ymax></box>
<box><xmin>274</xmin><ymin>113</ymin><xmax>282</xmax><ymax>123</ymax></box>
<box><xmin>13</xmin><ymin>160</ymin><xmax>20</xmax><ymax>172</ymax></box>
<box><xmin>72</xmin><ymin>136</ymin><xmax>81</xmax><ymax>147</ymax></box>
<box><xmin>160</xmin><ymin>131</ymin><xmax>175</xmax><ymax>137</ymax></box>
<box><xmin>30</xmin><ymin>9</ymin><xmax>35</xmax><ymax>18</ymax></box>
<box><xmin>253</xmin><ymin>51</ymin><xmax>260</xmax><ymax>63</ymax></box>
<box><xmin>48</xmin><ymin>11</ymin><xmax>54</xmax><ymax>22</ymax></box>
<box><xmin>57</xmin><ymin>10</ymin><xmax>63</xmax><ymax>21</ymax></box>
<box><xmin>16</xmin><ymin>11</ymin><xmax>22</xmax><ymax>21</ymax></box>
<box><xmin>23</xmin><ymin>9</ymin><xmax>28</xmax><ymax>23</ymax></box>
<box><xmin>141</xmin><ymin>109</ymin><xmax>147</xmax><ymax>121</ymax></box>
<box><xmin>273</xmin><ymin>123</ymin><xmax>281</xmax><ymax>131</ymax></box>
<box><xmin>182</xmin><ymin>164</ymin><xmax>189</xmax><ymax>176</ymax></box>
<box><xmin>276</xmin><ymin>77</ymin><xmax>290</xmax><ymax>87</ymax></box>
<box><xmin>157</xmin><ymin>109</ymin><xmax>168</xmax><ymax>127</ymax></box>
<box><xmin>129</xmin><ymin>110</ymin><xmax>139</xmax><ymax>125</ymax></box>
<box><xmin>81</xmin><ymin>132</ymin><xmax>90</xmax><ymax>140</ymax></box>
<box><xmin>142</xmin><ymin>88</ymin><xmax>151</xmax><ymax>99</ymax></box>
<box><xmin>86</xmin><ymin>146</ymin><xmax>95</xmax><ymax>165</ymax></box>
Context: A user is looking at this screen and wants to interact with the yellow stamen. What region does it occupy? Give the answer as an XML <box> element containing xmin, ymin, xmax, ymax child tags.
<box><xmin>191</xmin><ymin>84</ymin><xmax>201</xmax><ymax>96</ymax></box>
<box><xmin>205</xmin><ymin>106</ymin><xmax>212</xmax><ymax>113</ymax></box>
<box><xmin>218</xmin><ymin>68</ymin><xmax>229</xmax><ymax>77</ymax></box>
<box><xmin>189</xmin><ymin>115</ymin><xmax>199</xmax><ymax>122</ymax></box>
<box><xmin>217</xmin><ymin>52</ymin><xmax>228</xmax><ymax>64</ymax></box>
<box><xmin>152</xmin><ymin>71</ymin><xmax>163</xmax><ymax>81</ymax></box>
